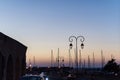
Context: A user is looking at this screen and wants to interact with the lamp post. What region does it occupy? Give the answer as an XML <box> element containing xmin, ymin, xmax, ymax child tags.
<box><xmin>69</xmin><ymin>36</ymin><xmax>85</xmax><ymax>74</ymax></box>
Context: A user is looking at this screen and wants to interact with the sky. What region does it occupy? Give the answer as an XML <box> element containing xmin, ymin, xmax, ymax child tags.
<box><xmin>0</xmin><ymin>0</ymin><xmax>120</xmax><ymax>67</ymax></box>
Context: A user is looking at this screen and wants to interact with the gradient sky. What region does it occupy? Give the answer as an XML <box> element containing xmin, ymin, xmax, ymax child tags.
<box><xmin>0</xmin><ymin>0</ymin><xmax>120</xmax><ymax>67</ymax></box>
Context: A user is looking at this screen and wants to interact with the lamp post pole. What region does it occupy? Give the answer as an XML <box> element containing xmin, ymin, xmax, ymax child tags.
<box><xmin>69</xmin><ymin>36</ymin><xmax>85</xmax><ymax>74</ymax></box>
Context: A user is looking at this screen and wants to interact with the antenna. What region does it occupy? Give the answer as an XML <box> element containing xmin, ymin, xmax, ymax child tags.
<box><xmin>83</xmin><ymin>59</ymin><xmax>86</xmax><ymax>69</ymax></box>
<box><xmin>69</xmin><ymin>49</ymin><xmax>71</xmax><ymax>68</ymax></box>
<box><xmin>51</xmin><ymin>50</ymin><xmax>53</xmax><ymax>67</ymax></box>
<box><xmin>61</xmin><ymin>56</ymin><xmax>65</xmax><ymax>67</ymax></box>
<box><xmin>103</xmin><ymin>56</ymin><xmax>105</xmax><ymax>67</ymax></box>
<box><xmin>93</xmin><ymin>52</ymin><xmax>95</xmax><ymax>68</ymax></box>
<box><xmin>88</xmin><ymin>55</ymin><xmax>90</xmax><ymax>68</ymax></box>
<box><xmin>29</xmin><ymin>59</ymin><xmax>31</xmax><ymax>67</ymax></box>
<box><xmin>33</xmin><ymin>56</ymin><xmax>35</xmax><ymax>67</ymax></box>
<box><xmin>29</xmin><ymin>59</ymin><xmax>32</xmax><ymax>71</ymax></box>
<box><xmin>57</xmin><ymin>48</ymin><xmax>60</xmax><ymax>68</ymax></box>
<box><xmin>101</xmin><ymin>50</ymin><xmax>104</xmax><ymax>68</ymax></box>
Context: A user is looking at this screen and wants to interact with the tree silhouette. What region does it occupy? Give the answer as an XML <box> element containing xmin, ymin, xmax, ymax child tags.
<box><xmin>103</xmin><ymin>59</ymin><xmax>120</xmax><ymax>73</ymax></box>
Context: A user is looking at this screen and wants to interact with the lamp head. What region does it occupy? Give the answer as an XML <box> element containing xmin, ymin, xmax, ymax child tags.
<box><xmin>81</xmin><ymin>43</ymin><xmax>84</xmax><ymax>49</ymax></box>
<box><xmin>69</xmin><ymin>43</ymin><xmax>73</xmax><ymax>49</ymax></box>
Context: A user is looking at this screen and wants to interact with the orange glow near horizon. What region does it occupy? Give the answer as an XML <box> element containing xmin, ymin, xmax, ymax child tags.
<box><xmin>26</xmin><ymin>45</ymin><xmax>120</xmax><ymax>67</ymax></box>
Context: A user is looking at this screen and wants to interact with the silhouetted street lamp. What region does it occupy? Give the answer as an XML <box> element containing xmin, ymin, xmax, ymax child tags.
<box><xmin>69</xmin><ymin>36</ymin><xmax>85</xmax><ymax>74</ymax></box>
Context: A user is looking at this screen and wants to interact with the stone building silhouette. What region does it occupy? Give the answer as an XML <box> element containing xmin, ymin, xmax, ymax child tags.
<box><xmin>0</xmin><ymin>32</ymin><xmax>27</xmax><ymax>80</ymax></box>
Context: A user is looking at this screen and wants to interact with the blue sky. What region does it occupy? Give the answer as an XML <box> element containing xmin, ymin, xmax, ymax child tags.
<box><xmin>0</xmin><ymin>0</ymin><xmax>120</xmax><ymax>67</ymax></box>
